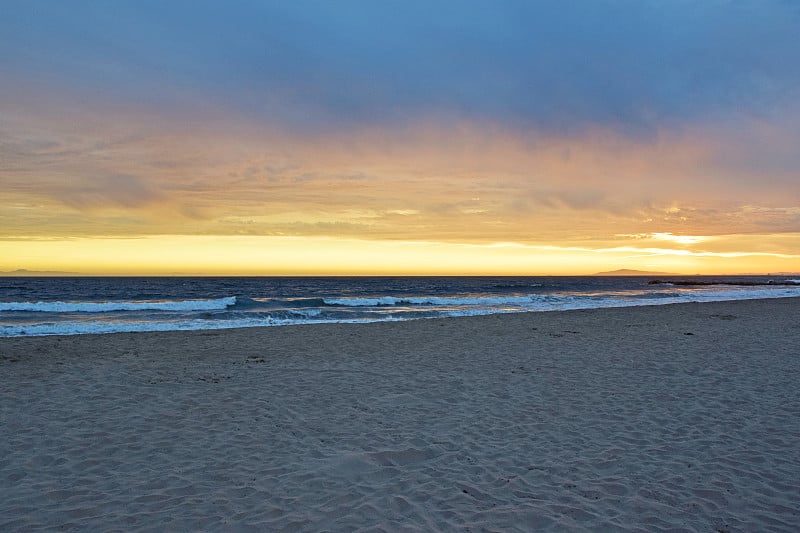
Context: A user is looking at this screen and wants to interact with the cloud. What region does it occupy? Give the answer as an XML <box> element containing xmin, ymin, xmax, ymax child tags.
<box><xmin>529</xmin><ymin>189</ymin><xmax>608</xmax><ymax>211</ymax></box>
<box><xmin>2</xmin><ymin>80</ymin><xmax>799</xmax><ymax>243</ymax></box>
<box><xmin>2</xmin><ymin>1</ymin><xmax>799</xmax><ymax>135</ymax></box>
<box><xmin>616</xmin><ymin>233</ymin><xmax>709</xmax><ymax>245</ymax></box>
<box><xmin>57</xmin><ymin>174</ymin><xmax>163</xmax><ymax>210</ymax></box>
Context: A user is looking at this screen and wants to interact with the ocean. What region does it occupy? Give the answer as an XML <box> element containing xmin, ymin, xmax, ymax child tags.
<box><xmin>1</xmin><ymin>276</ymin><xmax>799</xmax><ymax>337</ymax></box>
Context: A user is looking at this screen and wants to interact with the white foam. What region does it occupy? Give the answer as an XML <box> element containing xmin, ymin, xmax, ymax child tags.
<box><xmin>289</xmin><ymin>308</ymin><xmax>323</xmax><ymax>318</ymax></box>
<box><xmin>325</xmin><ymin>286</ymin><xmax>800</xmax><ymax>311</ymax></box>
<box><xmin>0</xmin><ymin>316</ymin><xmax>298</xmax><ymax>337</ymax></box>
<box><xmin>0</xmin><ymin>296</ymin><xmax>237</xmax><ymax>313</ymax></box>
<box><xmin>525</xmin><ymin>286</ymin><xmax>800</xmax><ymax>312</ymax></box>
<box><xmin>0</xmin><ymin>313</ymin><xmax>392</xmax><ymax>337</ymax></box>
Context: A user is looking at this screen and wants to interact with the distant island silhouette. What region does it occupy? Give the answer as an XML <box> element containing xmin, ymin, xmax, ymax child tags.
<box><xmin>0</xmin><ymin>269</ymin><xmax>78</xmax><ymax>276</ymax></box>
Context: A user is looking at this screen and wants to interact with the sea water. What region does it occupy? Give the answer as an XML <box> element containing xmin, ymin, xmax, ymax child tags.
<box><xmin>1</xmin><ymin>276</ymin><xmax>798</xmax><ymax>337</ymax></box>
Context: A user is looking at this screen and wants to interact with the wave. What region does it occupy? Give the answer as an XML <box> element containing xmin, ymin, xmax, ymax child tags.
<box><xmin>325</xmin><ymin>287</ymin><xmax>800</xmax><ymax>310</ymax></box>
<box><xmin>0</xmin><ymin>313</ymin><xmax>380</xmax><ymax>337</ymax></box>
<box><xmin>0</xmin><ymin>296</ymin><xmax>237</xmax><ymax>313</ymax></box>
<box><xmin>0</xmin><ymin>317</ymin><xmax>282</xmax><ymax>337</ymax></box>
<box><xmin>492</xmin><ymin>282</ymin><xmax>543</xmax><ymax>289</ymax></box>
<box><xmin>2</xmin><ymin>286</ymin><xmax>799</xmax><ymax>337</ymax></box>
<box><xmin>322</xmin><ymin>291</ymin><xmax>681</xmax><ymax>307</ymax></box>
<box><xmin>322</xmin><ymin>294</ymin><xmax>549</xmax><ymax>307</ymax></box>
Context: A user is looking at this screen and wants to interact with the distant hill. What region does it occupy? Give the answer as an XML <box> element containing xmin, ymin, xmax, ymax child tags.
<box><xmin>0</xmin><ymin>269</ymin><xmax>78</xmax><ymax>276</ymax></box>
<box><xmin>591</xmin><ymin>269</ymin><xmax>681</xmax><ymax>276</ymax></box>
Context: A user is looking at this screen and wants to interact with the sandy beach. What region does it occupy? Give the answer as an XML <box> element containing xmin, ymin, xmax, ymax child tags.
<box><xmin>1</xmin><ymin>298</ymin><xmax>799</xmax><ymax>532</ymax></box>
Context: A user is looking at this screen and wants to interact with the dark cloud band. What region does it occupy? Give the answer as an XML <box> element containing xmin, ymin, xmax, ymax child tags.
<box><xmin>2</xmin><ymin>0</ymin><xmax>799</xmax><ymax>134</ymax></box>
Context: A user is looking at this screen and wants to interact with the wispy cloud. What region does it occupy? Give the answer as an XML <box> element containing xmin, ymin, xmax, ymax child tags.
<box><xmin>2</xmin><ymin>109</ymin><xmax>800</xmax><ymax>243</ymax></box>
<box><xmin>616</xmin><ymin>233</ymin><xmax>710</xmax><ymax>245</ymax></box>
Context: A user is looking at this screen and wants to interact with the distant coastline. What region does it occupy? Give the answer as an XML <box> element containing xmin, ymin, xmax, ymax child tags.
<box><xmin>0</xmin><ymin>269</ymin><xmax>79</xmax><ymax>277</ymax></box>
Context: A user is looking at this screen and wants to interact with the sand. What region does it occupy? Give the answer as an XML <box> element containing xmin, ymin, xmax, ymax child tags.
<box><xmin>1</xmin><ymin>298</ymin><xmax>799</xmax><ymax>532</ymax></box>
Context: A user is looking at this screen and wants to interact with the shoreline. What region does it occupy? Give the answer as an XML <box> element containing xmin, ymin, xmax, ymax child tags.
<box><xmin>2</xmin><ymin>298</ymin><xmax>800</xmax><ymax>531</ymax></box>
<box><xmin>3</xmin><ymin>293</ymin><xmax>800</xmax><ymax>340</ymax></box>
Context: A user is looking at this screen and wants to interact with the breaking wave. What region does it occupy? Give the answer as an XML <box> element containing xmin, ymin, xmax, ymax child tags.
<box><xmin>0</xmin><ymin>296</ymin><xmax>237</xmax><ymax>313</ymax></box>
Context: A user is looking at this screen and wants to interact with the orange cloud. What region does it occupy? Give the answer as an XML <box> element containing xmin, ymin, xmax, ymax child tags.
<box><xmin>2</xmin><ymin>92</ymin><xmax>800</xmax><ymax>274</ymax></box>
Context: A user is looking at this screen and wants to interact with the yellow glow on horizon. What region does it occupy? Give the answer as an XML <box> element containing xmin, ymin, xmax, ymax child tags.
<box><xmin>2</xmin><ymin>109</ymin><xmax>800</xmax><ymax>275</ymax></box>
<box><xmin>617</xmin><ymin>233</ymin><xmax>710</xmax><ymax>245</ymax></box>
<box><xmin>1</xmin><ymin>235</ymin><xmax>798</xmax><ymax>276</ymax></box>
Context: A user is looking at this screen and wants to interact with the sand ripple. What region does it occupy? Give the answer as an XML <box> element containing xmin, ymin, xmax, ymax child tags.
<box><xmin>2</xmin><ymin>299</ymin><xmax>800</xmax><ymax>531</ymax></box>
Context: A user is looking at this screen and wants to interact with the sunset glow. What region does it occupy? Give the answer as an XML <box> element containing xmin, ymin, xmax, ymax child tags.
<box><xmin>2</xmin><ymin>2</ymin><xmax>799</xmax><ymax>275</ymax></box>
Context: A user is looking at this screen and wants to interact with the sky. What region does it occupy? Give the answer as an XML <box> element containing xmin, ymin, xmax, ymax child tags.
<box><xmin>2</xmin><ymin>0</ymin><xmax>800</xmax><ymax>275</ymax></box>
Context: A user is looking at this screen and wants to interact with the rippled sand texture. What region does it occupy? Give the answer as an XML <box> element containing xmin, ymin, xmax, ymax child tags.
<box><xmin>2</xmin><ymin>298</ymin><xmax>800</xmax><ymax>531</ymax></box>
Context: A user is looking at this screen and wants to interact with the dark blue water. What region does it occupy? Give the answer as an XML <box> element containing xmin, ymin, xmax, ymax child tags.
<box><xmin>1</xmin><ymin>276</ymin><xmax>798</xmax><ymax>336</ymax></box>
